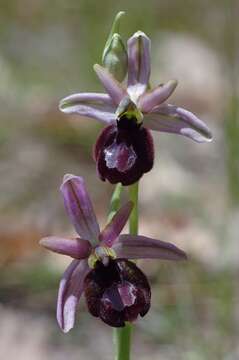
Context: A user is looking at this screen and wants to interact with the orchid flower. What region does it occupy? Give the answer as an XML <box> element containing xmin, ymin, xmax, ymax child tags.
<box><xmin>40</xmin><ymin>174</ymin><xmax>187</xmax><ymax>332</ymax></box>
<box><xmin>59</xmin><ymin>31</ymin><xmax>213</xmax><ymax>185</ymax></box>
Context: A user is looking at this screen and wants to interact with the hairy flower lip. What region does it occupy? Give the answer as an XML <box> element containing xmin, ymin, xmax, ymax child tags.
<box><xmin>95</xmin><ymin>123</ymin><xmax>154</xmax><ymax>185</ymax></box>
<box><xmin>84</xmin><ymin>258</ymin><xmax>151</xmax><ymax>327</ymax></box>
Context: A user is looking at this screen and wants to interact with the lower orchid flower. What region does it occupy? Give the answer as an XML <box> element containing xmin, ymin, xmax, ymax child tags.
<box><xmin>59</xmin><ymin>31</ymin><xmax>213</xmax><ymax>185</ymax></box>
<box><xmin>40</xmin><ymin>174</ymin><xmax>187</xmax><ymax>332</ymax></box>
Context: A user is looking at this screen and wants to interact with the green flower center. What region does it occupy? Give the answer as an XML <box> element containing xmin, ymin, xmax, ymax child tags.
<box><xmin>88</xmin><ymin>246</ymin><xmax>117</xmax><ymax>268</ymax></box>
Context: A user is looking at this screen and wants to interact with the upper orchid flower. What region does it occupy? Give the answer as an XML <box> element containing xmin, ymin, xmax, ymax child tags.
<box><xmin>59</xmin><ymin>31</ymin><xmax>212</xmax><ymax>185</ymax></box>
<box><xmin>40</xmin><ymin>174</ymin><xmax>187</xmax><ymax>332</ymax></box>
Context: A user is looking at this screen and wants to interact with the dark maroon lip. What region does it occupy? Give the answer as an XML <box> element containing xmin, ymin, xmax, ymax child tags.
<box><xmin>84</xmin><ymin>258</ymin><xmax>151</xmax><ymax>327</ymax></box>
<box><xmin>94</xmin><ymin>118</ymin><xmax>154</xmax><ymax>186</ymax></box>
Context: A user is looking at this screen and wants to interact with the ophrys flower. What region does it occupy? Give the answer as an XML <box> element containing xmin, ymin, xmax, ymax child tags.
<box><xmin>40</xmin><ymin>174</ymin><xmax>187</xmax><ymax>332</ymax></box>
<box><xmin>59</xmin><ymin>31</ymin><xmax>212</xmax><ymax>185</ymax></box>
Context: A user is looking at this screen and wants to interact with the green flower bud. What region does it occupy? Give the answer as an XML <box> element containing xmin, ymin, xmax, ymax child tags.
<box><xmin>102</xmin><ymin>11</ymin><xmax>128</xmax><ymax>82</ymax></box>
<box><xmin>103</xmin><ymin>33</ymin><xmax>128</xmax><ymax>82</ymax></box>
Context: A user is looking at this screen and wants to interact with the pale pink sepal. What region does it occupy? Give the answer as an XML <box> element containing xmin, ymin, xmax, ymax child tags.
<box><xmin>60</xmin><ymin>174</ymin><xmax>100</xmax><ymax>243</ymax></box>
<box><xmin>144</xmin><ymin>104</ymin><xmax>213</xmax><ymax>143</ymax></box>
<box><xmin>39</xmin><ymin>236</ymin><xmax>92</xmax><ymax>259</ymax></box>
<box><xmin>59</xmin><ymin>92</ymin><xmax>116</xmax><ymax>123</ymax></box>
<box><xmin>127</xmin><ymin>31</ymin><xmax>151</xmax><ymax>88</ymax></box>
<box><xmin>57</xmin><ymin>259</ymin><xmax>89</xmax><ymax>333</ymax></box>
<box><xmin>114</xmin><ymin>235</ymin><xmax>187</xmax><ymax>261</ymax></box>
<box><xmin>99</xmin><ymin>201</ymin><xmax>133</xmax><ymax>247</ymax></box>
<box><xmin>94</xmin><ymin>64</ymin><xmax>126</xmax><ymax>105</ymax></box>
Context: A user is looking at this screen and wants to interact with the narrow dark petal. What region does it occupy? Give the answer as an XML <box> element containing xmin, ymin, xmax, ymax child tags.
<box><xmin>95</xmin><ymin>125</ymin><xmax>154</xmax><ymax>186</ymax></box>
<box><xmin>99</xmin><ymin>201</ymin><xmax>133</xmax><ymax>247</ymax></box>
<box><xmin>94</xmin><ymin>64</ymin><xmax>126</xmax><ymax>105</ymax></box>
<box><xmin>39</xmin><ymin>236</ymin><xmax>92</xmax><ymax>259</ymax></box>
<box><xmin>144</xmin><ymin>104</ymin><xmax>213</xmax><ymax>143</ymax></box>
<box><xmin>57</xmin><ymin>259</ymin><xmax>90</xmax><ymax>333</ymax></box>
<box><xmin>127</xmin><ymin>31</ymin><xmax>151</xmax><ymax>88</ymax></box>
<box><xmin>60</xmin><ymin>174</ymin><xmax>100</xmax><ymax>243</ymax></box>
<box><xmin>114</xmin><ymin>235</ymin><xmax>187</xmax><ymax>261</ymax></box>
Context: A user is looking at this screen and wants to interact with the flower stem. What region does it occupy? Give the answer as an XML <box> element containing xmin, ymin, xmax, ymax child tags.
<box><xmin>128</xmin><ymin>181</ymin><xmax>139</xmax><ymax>235</ymax></box>
<box><xmin>113</xmin><ymin>181</ymin><xmax>139</xmax><ymax>360</ymax></box>
<box><xmin>113</xmin><ymin>324</ymin><xmax>132</xmax><ymax>360</ymax></box>
<box><xmin>107</xmin><ymin>183</ymin><xmax>123</xmax><ymax>222</ymax></box>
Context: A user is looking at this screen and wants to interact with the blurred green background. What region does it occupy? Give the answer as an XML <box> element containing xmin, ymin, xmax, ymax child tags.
<box><xmin>0</xmin><ymin>0</ymin><xmax>238</xmax><ymax>359</ymax></box>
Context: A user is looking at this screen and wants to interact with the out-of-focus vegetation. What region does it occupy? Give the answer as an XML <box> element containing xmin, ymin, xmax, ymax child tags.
<box><xmin>0</xmin><ymin>0</ymin><xmax>238</xmax><ymax>359</ymax></box>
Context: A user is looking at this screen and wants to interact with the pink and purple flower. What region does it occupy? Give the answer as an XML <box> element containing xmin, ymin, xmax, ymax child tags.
<box><xmin>40</xmin><ymin>174</ymin><xmax>187</xmax><ymax>332</ymax></box>
<box><xmin>59</xmin><ymin>31</ymin><xmax>212</xmax><ymax>185</ymax></box>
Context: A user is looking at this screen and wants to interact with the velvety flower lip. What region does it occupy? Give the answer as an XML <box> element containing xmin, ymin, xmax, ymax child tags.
<box><xmin>84</xmin><ymin>258</ymin><xmax>151</xmax><ymax>327</ymax></box>
<box><xmin>40</xmin><ymin>174</ymin><xmax>187</xmax><ymax>332</ymax></box>
<box><xmin>94</xmin><ymin>115</ymin><xmax>154</xmax><ymax>185</ymax></box>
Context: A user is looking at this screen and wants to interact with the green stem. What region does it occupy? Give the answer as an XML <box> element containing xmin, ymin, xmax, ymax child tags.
<box><xmin>108</xmin><ymin>183</ymin><xmax>123</xmax><ymax>222</ymax></box>
<box><xmin>113</xmin><ymin>181</ymin><xmax>139</xmax><ymax>360</ymax></box>
<box><xmin>128</xmin><ymin>182</ymin><xmax>139</xmax><ymax>235</ymax></box>
<box><xmin>114</xmin><ymin>324</ymin><xmax>132</xmax><ymax>360</ymax></box>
